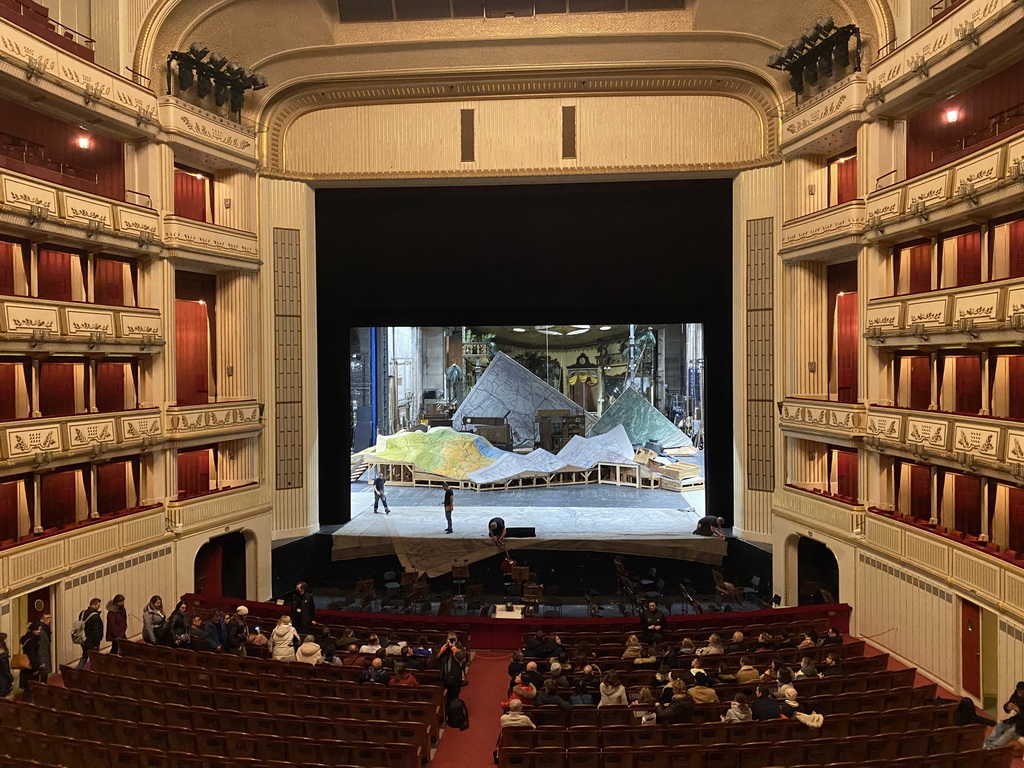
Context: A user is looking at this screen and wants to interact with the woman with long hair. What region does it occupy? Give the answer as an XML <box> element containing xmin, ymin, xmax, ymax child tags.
<box><xmin>269</xmin><ymin>615</ymin><xmax>300</xmax><ymax>661</ymax></box>
<box><xmin>142</xmin><ymin>595</ymin><xmax>167</xmax><ymax>645</ymax></box>
<box><xmin>599</xmin><ymin>670</ymin><xmax>628</xmax><ymax>707</ymax></box>
<box><xmin>168</xmin><ymin>599</ymin><xmax>190</xmax><ymax>647</ymax></box>
<box><xmin>106</xmin><ymin>594</ymin><xmax>128</xmax><ymax>655</ymax></box>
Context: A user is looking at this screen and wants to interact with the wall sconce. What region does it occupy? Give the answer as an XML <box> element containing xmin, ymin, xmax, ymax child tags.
<box><xmin>908</xmin><ymin>54</ymin><xmax>928</xmax><ymax>78</ymax></box>
<box><xmin>1010</xmin><ymin>314</ymin><xmax>1024</xmax><ymax>332</ymax></box>
<box><xmin>956</xmin><ymin>180</ymin><xmax>980</xmax><ymax>206</ymax></box>
<box><xmin>910</xmin><ymin>443</ymin><xmax>928</xmax><ymax>459</ymax></box>
<box><xmin>33</xmin><ymin>450</ymin><xmax>53</xmax><ymax>467</ymax></box>
<box><xmin>1011</xmin><ymin>462</ymin><xmax>1024</xmax><ymax>481</ymax></box>
<box><xmin>910</xmin><ymin>322</ymin><xmax>929</xmax><ymax>342</ymax></box>
<box><xmin>864</xmin><ymin>82</ymin><xmax>884</xmax><ymax>105</ymax></box>
<box><xmin>956</xmin><ymin>316</ymin><xmax>978</xmax><ymax>339</ymax></box>
<box><xmin>865</xmin><ymin>213</ymin><xmax>885</xmax><ymax>235</ymax></box>
<box><xmin>85</xmin><ymin>218</ymin><xmax>103</xmax><ymax>237</ymax></box>
<box><xmin>139</xmin><ymin>333</ymin><xmax>157</xmax><ymax>351</ymax></box>
<box><xmin>1008</xmin><ymin>159</ymin><xmax>1024</xmax><ymax>182</ymax></box>
<box><xmin>28</xmin><ymin>204</ymin><xmax>49</xmax><ymax>225</ymax></box>
<box><xmin>864</xmin><ymin>326</ymin><xmax>886</xmax><ymax>342</ymax></box>
<box><xmin>26</xmin><ymin>56</ymin><xmax>47</xmax><ymax>80</ymax></box>
<box><xmin>29</xmin><ymin>328</ymin><xmax>51</xmax><ymax>347</ymax></box>
<box><xmin>864</xmin><ymin>435</ymin><xmax>885</xmax><ymax>453</ymax></box>
<box><xmin>137</xmin><ymin>231</ymin><xmax>155</xmax><ymax>248</ymax></box>
<box><xmin>91</xmin><ymin>440</ymin><xmax>110</xmax><ymax>458</ymax></box>
<box><xmin>956</xmin><ymin>450</ymin><xmax>976</xmax><ymax>470</ymax></box>
<box><xmin>907</xmin><ymin>199</ymin><xmax>929</xmax><ymax>221</ymax></box>
<box><xmin>954</xmin><ymin>21</ymin><xmax>979</xmax><ymax>46</ymax></box>
<box><xmin>83</xmin><ymin>83</ymin><xmax>104</xmax><ymax>106</ymax></box>
<box><xmin>88</xmin><ymin>330</ymin><xmax>108</xmax><ymax>348</ymax></box>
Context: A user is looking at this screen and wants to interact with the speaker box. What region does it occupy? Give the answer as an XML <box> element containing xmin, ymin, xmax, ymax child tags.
<box><xmin>506</xmin><ymin>526</ymin><xmax>536</xmax><ymax>538</ymax></box>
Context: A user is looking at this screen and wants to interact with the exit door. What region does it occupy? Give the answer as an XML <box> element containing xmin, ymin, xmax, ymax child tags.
<box><xmin>962</xmin><ymin>599</ymin><xmax>981</xmax><ymax>698</ymax></box>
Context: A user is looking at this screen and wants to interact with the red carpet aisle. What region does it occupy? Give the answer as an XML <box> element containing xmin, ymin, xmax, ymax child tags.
<box><xmin>431</xmin><ymin>652</ymin><xmax>510</xmax><ymax>768</ymax></box>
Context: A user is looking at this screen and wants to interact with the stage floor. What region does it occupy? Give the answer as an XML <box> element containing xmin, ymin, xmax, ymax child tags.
<box><xmin>334</xmin><ymin>482</ymin><xmax>722</xmax><ymax>577</ymax></box>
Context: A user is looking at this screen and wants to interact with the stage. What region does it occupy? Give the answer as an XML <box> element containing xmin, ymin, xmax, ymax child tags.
<box><xmin>335</xmin><ymin>482</ymin><xmax>723</xmax><ymax>577</ymax></box>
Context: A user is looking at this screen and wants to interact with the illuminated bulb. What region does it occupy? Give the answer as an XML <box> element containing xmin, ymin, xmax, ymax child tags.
<box><xmin>194</xmin><ymin>173</ymin><xmax>205</xmax><ymax>180</ymax></box>
<box><xmin>512</xmin><ymin>327</ymin><xmax>526</xmax><ymax>332</ymax></box>
<box><xmin>945</xmin><ymin>109</ymin><xmax>959</xmax><ymax>123</ymax></box>
<box><xmin>76</xmin><ymin>135</ymin><xmax>91</xmax><ymax>149</ymax></box>
<box><xmin>197</xmin><ymin>299</ymin><xmax>206</xmax><ymax>305</ymax></box>
<box><xmin>599</xmin><ymin>326</ymin><xmax>611</xmax><ymax>331</ymax></box>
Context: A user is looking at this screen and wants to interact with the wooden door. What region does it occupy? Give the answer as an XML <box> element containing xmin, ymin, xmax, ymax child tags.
<box><xmin>962</xmin><ymin>600</ymin><xmax>981</xmax><ymax>698</ymax></box>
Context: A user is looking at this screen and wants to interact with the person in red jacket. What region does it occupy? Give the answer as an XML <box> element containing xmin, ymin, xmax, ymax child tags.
<box><xmin>105</xmin><ymin>594</ymin><xmax>128</xmax><ymax>655</ymax></box>
<box><xmin>389</xmin><ymin>662</ymin><xmax>419</xmax><ymax>686</ymax></box>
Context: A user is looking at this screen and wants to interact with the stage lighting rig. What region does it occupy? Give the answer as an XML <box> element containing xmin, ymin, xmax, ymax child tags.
<box><xmin>166</xmin><ymin>42</ymin><xmax>268</xmax><ymax>119</ymax></box>
<box><xmin>767</xmin><ymin>18</ymin><xmax>862</xmax><ymax>101</ymax></box>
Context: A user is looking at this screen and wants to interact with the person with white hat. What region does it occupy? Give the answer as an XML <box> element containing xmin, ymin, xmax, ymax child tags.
<box><xmin>226</xmin><ymin>606</ymin><xmax>250</xmax><ymax>657</ymax></box>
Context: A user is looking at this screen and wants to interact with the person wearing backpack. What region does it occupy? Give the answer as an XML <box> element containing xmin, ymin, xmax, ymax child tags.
<box><xmin>74</xmin><ymin>598</ymin><xmax>103</xmax><ymax>668</ymax></box>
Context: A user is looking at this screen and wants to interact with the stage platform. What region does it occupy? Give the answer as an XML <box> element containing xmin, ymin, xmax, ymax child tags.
<box><xmin>335</xmin><ymin>482</ymin><xmax>723</xmax><ymax>577</ymax></box>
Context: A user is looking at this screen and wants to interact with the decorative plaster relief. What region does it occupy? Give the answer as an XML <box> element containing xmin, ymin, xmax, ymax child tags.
<box><xmin>65</xmin><ymin>309</ymin><xmax>114</xmax><ymax>336</ymax></box>
<box><xmin>780</xmin><ymin>404</ymin><xmax>804</xmax><ymax>423</ymax></box>
<box><xmin>1008</xmin><ymin>430</ymin><xmax>1024</xmax><ymax>464</ymax></box>
<box><xmin>0</xmin><ymin>24</ymin><xmax>56</xmax><ymax>76</ymax></box>
<box><xmin>866</xmin><ymin>189</ymin><xmax>902</xmax><ymax>220</ymax></box>
<box><xmin>164</xmin><ymin>217</ymin><xmax>259</xmax><ymax>260</ymax></box>
<box><xmin>6</xmin><ymin>425</ymin><xmax>61</xmax><ymax>457</ymax></box>
<box><xmin>829</xmin><ymin>408</ymin><xmax>862</xmax><ymax>431</ymax></box>
<box><xmin>804</xmin><ymin>407</ymin><xmax>829</xmax><ymax>427</ymax></box>
<box><xmin>907</xmin><ymin>297</ymin><xmax>948</xmax><ymax>327</ymax></box>
<box><xmin>67</xmin><ymin>419</ymin><xmax>116</xmax><ymax>447</ymax></box>
<box><xmin>2</xmin><ymin>175</ymin><xmax>58</xmax><ymax>213</ymax></box>
<box><xmin>62</xmin><ymin>193</ymin><xmax>113</xmax><ymax>228</ymax></box>
<box><xmin>953</xmin><ymin>148</ymin><xmax>1001</xmax><ymax>191</ymax></box>
<box><xmin>953</xmin><ymin>423</ymin><xmax>999</xmax><ymax>458</ymax></box>
<box><xmin>167</xmin><ymin>405</ymin><xmax>262</xmax><ymax>434</ymax></box>
<box><xmin>120</xmin><ymin>414</ymin><xmax>162</xmax><ymax>441</ymax></box>
<box><xmin>4</xmin><ymin>303</ymin><xmax>58</xmax><ymax>334</ymax></box>
<box><xmin>866</xmin><ymin>303</ymin><xmax>902</xmax><ymax>329</ymax></box>
<box><xmin>117</xmin><ymin>312</ymin><xmax>162</xmax><ymax>339</ymax></box>
<box><xmin>115</xmin><ymin>206</ymin><xmax>159</xmax><ymax>235</ymax></box>
<box><xmin>953</xmin><ymin>290</ymin><xmax>1000</xmax><ymax>322</ymax></box>
<box><xmin>867</xmin><ymin>415</ymin><xmax>901</xmax><ymax>439</ymax></box>
<box><xmin>782</xmin><ymin>78</ymin><xmax>866</xmax><ymax>146</ymax></box>
<box><xmin>906</xmin><ymin>173</ymin><xmax>950</xmax><ymax>209</ymax></box>
<box><xmin>780</xmin><ymin>202</ymin><xmax>866</xmax><ymax>248</ymax></box>
<box><xmin>1007</xmin><ymin>287</ymin><xmax>1024</xmax><ymax>317</ymax></box>
<box><xmin>906</xmin><ymin>418</ymin><xmax>947</xmax><ymax>449</ymax></box>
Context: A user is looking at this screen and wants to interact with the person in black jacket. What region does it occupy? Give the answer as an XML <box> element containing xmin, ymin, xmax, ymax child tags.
<box><xmin>168</xmin><ymin>599</ymin><xmax>191</xmax><ymax>647</ymax></box>
<box><xmin>751</xmin><ymin>684</ymin><xmax>783</xmax><ymax>720</ymax></box>
<box><xmin>536</xmin><ymin>678</ymin><xmax>572</xmax><ymax>711</ymax></box>
<box><xmin>18</xmin><ymin>623</ymin><xmax>43</xmax><ymax>703</ymax></box>
<box><xmin>77</xmin><ymin>598</ymin><xmax>103</xmax><ymax>669</ymax></box>
<box><xmin>640</xmin><ymin>601</ymin><xmax>666</xmax><ymax>644</ymax></box>
<box><xmin>0</xmin><ymin>632</ymin><xmax>14</xmax><ymax>698</ymax></box>
<box><xmin>291</xmin><ymin>583</ymin><xmax>316</xmax><ymax>634</ymax></box>
<box><xmin>437</xmin><ymin>633</ymin><xmax>466</xmax><ymax>703</ymax></box>
<box><xmin>226</xmin><ymin>607</ymin><xmax>250</xmax><ymax>656</ymax></box>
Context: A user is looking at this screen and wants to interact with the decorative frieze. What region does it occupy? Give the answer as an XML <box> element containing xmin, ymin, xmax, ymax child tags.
<box><xmin>6</xmin><ymin>425</ymin><xmax>60</xmax><ymax>458</ymax></box>
<box><xmin>157</xmin><ymin>97</ymin><xmax>258</xmax><ymax>169</ymax></box>
<box><xmin>906</xmin><ymin>173</ymin><xmax>951</xmax><ymax>211</ymax></box>
<box><xmin>953</xmin><ymin>289</ymin><xmax>1000</xmax><ymax>323</ymax></box>
<box><xmin>780</xmin><ymin>201</ymin><xmax>866</xmax><ymax>261</ymax></box>
<box><xmin>162</xmin><ymin>216</ymin><xmax>260</xmax><ymax>268</ymax></box>
<box><xmin>67</xmin><ymin>419</ymin><xmax>116</xmax><ymax>448</ymax></box>
<box><xmin>906</xmin><ymin>417</ymin><xmax>948</xmax><ymax>450</ymax></box>
<box><xmin>120</xmin><ymin>413</ymin><xmax>162</xmax><ymax>442</ymax></box>
<box><xmin>777</xmin><ymin>398</ymin><xmax>865</xmax><ymax>441</ymax></box>
<box><xmin>2</xmin><ymin>174</ymin><xmax>58</xmax><ymax>215</ymax></box>
<box><xmin>0</xmin><ymin>296</ymin><xmax>161</xmax><ymax>349</ymax></box>
<box><xmin>165</xmin><ymin>402</ymin><xmax>264</xmax><ymax>440</ymax></box>
<box><xmin>65</xmin><ymin>309</ymin><xmax>115</xmax><ymax>337</ymax></box>
<box><xmin>3</xmin><ymin>303</ymin><xmax>58</xmax><ymax>334</ymax></box>
<box><xmin>866</xmin><ymin>414</ymin><xmax>902</xmax><ymax>441</ymax></box>
<box><xmin>866</xmin><ymin>189</ymin><xmax>902</xmax><ymax>221</ymax></box>
<box><xmin>0</xmin><ymin>410</ymin><xmax>162</xmax><ymax>463</ymax></box>
<box><xmin>781</xmin><ymin>76</ymin><xmax>866</xmax><ymax>153</ymax></box>
<box><xmin>866</xmin><ymin>303</ymin><xmax>901</xmax><ymax>330</ymax></box>
<box><xmin>953</xmin><ymin>423</ymin><xmax>1000</xmax><ymax>459</ymax></box>
<box><xmin>906</xmin><ymin>297</ymin><xmax>948</xmax><ymax>327</ymax></box>
<box><xmin>63</xmin><ymin>193</ymin><xmax>113</xmax><ymax>229</ymax></box>
<box><xmin>953</xmin><ymin>148</ymin><xmax>1002</xmax><ymax>192</ymax></box>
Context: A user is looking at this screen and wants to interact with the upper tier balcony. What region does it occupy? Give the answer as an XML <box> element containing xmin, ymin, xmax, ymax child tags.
<box><xmin>0</xmin><ymin>15</ymin><xmax>159</xmax><ymax>141</ymax></box>
<box><xmin>165</xmin><ymin>483</ymin><xmax>269</xmax><ymax>534</ymax></box>
<box><xmin>1</xmin><ymin>408</ymin><xmax>163</xmax><ymax>469</ymax></box>
<box><xmin>0</xmin><ymin>167</ymin><xmax>161</xmax><ymax>256</ymax></box>
<box><xmin>158</xmin><ymin>97</ymin><xmax>258</xmax><ymax>171</ymax></box>
<box><xmin>775</xmin><ymin>484</ymin><xmax>866</xmax><ymax>537</ymax></box>
<box><xmin>780</xmin><ymin>200</ymin><xmax>866</xmax><ymax>262</ymax></box>
<box><xmin>865</xmin><ymin>278</ymin><xmax>1024</xmax><ymax>347</ymax></box>
<box><xmin>778</xmin><ymin>397</ymin><xmax>867</xmax><ymax>445</ymax></box>
<box><xmin>781</xmin><ymin>75</ymin><xmax>867</xmax><ymax>157</ymax></box>
<box><xmin>865</xmin><ymin>0</ymin><xmax>1024</xmax><ymax>121</ymax></box>
<box><xmin>0</xmin><ymin>294</ymin><xmax>164</xmax><ymax>354</ymax></box>
<box><xmin>863</xmin><ymin>130</ymin><xmax>1024</xmax><ymax>245</ymax></box>
<box><xmin>165</xmin><ymin>401</ymin><xmax>264</xmax><ymax>444</ymax></box>
<box><xmin>162</xmin><ymin>215</ymin><xmax>259</xmax><ymax>270</ymax></box>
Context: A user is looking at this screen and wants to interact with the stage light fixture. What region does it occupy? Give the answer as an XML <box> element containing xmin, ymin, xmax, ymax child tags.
<box><xmin>818</xmin><ymin>52</ymin><xmax>834</xmax><ymax>78</ymax></box>
<box><xmin>814</xmin><ymin>16</ymin><xmax>835</xmax><ymax>35</ymax></box>
<box><xmin>768</xmin><ymin>19</ymin><xmax>860</xmax><ymax>99</ymax></box>
<box><xmin>834</xmin><ymin>36</ymin><xmax>851</xmax><ymax>68</ymax></box>
<box><xmin>167</xmin><ymin>45</ymin><xmax>270</xmax><ymax>119</ymax></box>
<box><xmin>196</xmin><ymin>74</ymin><xmax>213</xmax><ymax>98</ymax></box>
<box><xmin>207</xmin><ymin>51</ymin><xmax>229</xmax><ymax>70</ymax></box>
<box><xmin>176</xmin><ymin>63</ymin><xmax>195</xmax><ymax>91</ymax></box>
<box><xmin>789</xmin><ymin>71</ymin><xmax>805</xmax><ymax>95</ymax></box>
<box><xmin>188</xmin><ymin>41</ymin><xmax>209</xmax><ymax>60</ymax></box>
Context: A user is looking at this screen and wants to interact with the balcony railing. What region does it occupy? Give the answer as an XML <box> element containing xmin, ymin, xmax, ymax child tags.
<box><xmin>779</xmin><ymin>397</ymin><xmax>867</xmax><ymax>440</ymax></box>
<box><xmin>165</xmin><ymin>484</ymin><xmax>268</xmax><ymax>533</ymax></box>
<box><xmin>162</xmin><ymin>215</ymin><xmax>259</xmax><ymax>266</ymax></box>
<box><xmin>165</xmin><ymin>402</ymin><xmax>264</xmax><ymax>440</ymax></box>
<box><xmin>776</xmin><ymin>485</ymin><xmax>866</xmax><ymax>535</ymax></box>
<box><xmin>931</xmin><ymin>99</ymin><xmax>1024</xmax><ymax>165</ymax></box>
<box><xmin>0</xmin><ymin>295</ymin><xmax>163</xmax><ymax>350</ymax></box>
<box><xmin>780</xmin><ymin>200</ymin><xmax>866</xmax><ymax>260</ymax></box>
<box><xmin>780</xmin><ymin>75</ymin><xmax>867</xmax><ymax>153</ymax></box>
<box><xmin>0</xmin><ymin>0</ymin><xmax>95</xmax><ymax>61</ymax></box>
<box><xmin>0</xmin><ymin>408</ymin><xmax>163</xmax><ymax>465</ymax></box>
<box><xmin>158</xmin><ymin>97</ymin><xmax>258</xmax><ymax>169</ymax></box>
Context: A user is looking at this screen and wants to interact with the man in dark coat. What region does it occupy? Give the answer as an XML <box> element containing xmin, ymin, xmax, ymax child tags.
<box><xmin>361</xmin><ymin>657</ymin><xmax>392</xmax><ymax>684</ymax></box>
<box><xmin>226</xmin><ymin>607</ymin><xmax>250</xmax><ymax>656</ymax></box>
<box><xmin>291</xmin><ymin>582</ymin><xmax>316</xmax><ymax>634</ymax></box>
<box><xmin>77</xmin><ymin>598</ymin><xmax>103</xmax><ymax>668</ymax></box>
<box><xmin>751</xmin><ymin>684</ymin><xmax>783</xmax><ymax>720</ymax></box>
<box><xmin>437</xmin><ymin>633</ymin><xmax>466</xmax><ymax>703</ymax></box>
<box><xmin>640</xmin><ymin>600</ymin><xmax>666</xmax><ymax>644</ymax></box>
<box><xmin>204</xmin><ymin>612</ymin><xmax>230</xmax><ymax>652</ymax></box>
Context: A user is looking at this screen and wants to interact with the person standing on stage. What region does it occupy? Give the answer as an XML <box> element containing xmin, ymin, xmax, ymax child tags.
<box><xmin>372</xmin><ymin>473</ymin><xmax>391</xmax><ymax>514</ymax></box>
<box><xmin>488</xmin><ymin>516</ymin><xmax>506</xmax><ymax>545</ymax></box>
<box><xmin>443</xmin><ymin>482</ymin><xmax>454</xmax><ymax>534</ymax></box>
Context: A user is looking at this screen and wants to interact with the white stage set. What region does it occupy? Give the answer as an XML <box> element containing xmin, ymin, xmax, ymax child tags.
<box><xmin>337</xmin><ymin>353</ymin><xmax>718</xmax><ymax>577</ymax></box>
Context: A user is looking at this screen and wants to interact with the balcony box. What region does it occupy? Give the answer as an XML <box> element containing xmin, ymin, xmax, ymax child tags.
<box><xmin>165</xmin><ymin>484</ymin><xmax>269</xmax><ymax>533</ymax></box>
<box><xmin>776</xmin><ymin>485</ymin><xmax>866</xmax><ymax>536</ymax></box>
<box><xmin>778</xmin><ymin>397</ymin><xmax>866</xmax><ymax>445</ymax></box>
<box><xmin>158</xmin><ymin>97</ymin><xmax>258</xmax><ymax>170</ymax></box>
<box><xmin>866</xmin><ymin>0</ymin><xmax>1024</xmax><ymax>120</ymax></box>
<box><xmin>780</xmin><ymin>200</ymin><xmax>866</xmax><ymax>263</ymax></box>
<box><xmin>0</xmin><ymin>408</ymin><xmax>163</xmax><ymax>467</ymax></box>
<box><xmin>165</xmin><ymin>402</ymin><xmax>263</xmax><ymax>443</ymax></box>
<box><xmin>0</xmin><ymin>295</ymin><xmax>163</xmax><ymax>354</ymax></box>
<box><xmin>781</xmin><ymin>75</ymin><xmax>867</xmax><ymax>156</ymax></box>
<box><xmin>162</xmin><ymin>215</ymin><xmax>260</xmax><ymax>270</ymax></box>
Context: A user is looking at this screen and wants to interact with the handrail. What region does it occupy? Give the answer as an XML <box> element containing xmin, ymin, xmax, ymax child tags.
<box><xmin>930</xmin><ymin>99</ymin><xmax>1024</xmax><ymax>163</ymax></box>
<box><xmin>124</xmin><ymin>67</ymin><xmax>150</xmax><ymax>87</ymax></box>
<box><xmin>124</xmin><ymin>189</ymin><xmax>153</xmax><ymax>208</ymax></box>
<box><xmin>874</xmin><ymin>169</ymin><xmax>898</xmax><ymax>190</ymax></box>
<box><xmin>4</xmin><ymin>0</ymin><xmax>95</xmax><ymax>49</ymax></box>
<box><xmin>877</xmin><ymin>38</ymin><xmax>897</xmax><ymax>58</ymax></box>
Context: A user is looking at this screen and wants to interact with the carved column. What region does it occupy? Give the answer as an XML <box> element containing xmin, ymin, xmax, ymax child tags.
<box><xmin>30</xmin><ymin>360</ymin><xmax>40</xmax><ymax>418</ymax></box>
<box><xmin>32</xmin><ymin>475</ymin><xmax>42</xmax><ymax>534</ymax></box>
<box><xmin>88</xmin><ymin>465</ymin><xmax>98</xmax><ymax>519</ymax></box>
<box><xmin>929</xmin><ymin>466</ymin><xmax>940</xmax><ymax>525</ymax></box>
<box><xmin>980</xmin><ymin>350</ymin><xmax>991</xmax><ymax>416</ymax></box>
<box><xmin>929</xmin><ymin>352</ymin><xmax>939</xmax><ymax>411</ymax></box>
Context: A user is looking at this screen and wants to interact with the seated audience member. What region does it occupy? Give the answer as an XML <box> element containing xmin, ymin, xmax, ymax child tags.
<box><xmin>575</xmin><ymin>664</ymin><xmax>601</xmax><ymax>693</ymax></box>
<box><xmin>775</xmin><ymin>667</ymin><xmax>796</xmax><ymax>700</ymax></box>
<box><xmin>701</xmin><ymin>662</ymin><xmax>726</xmax><ymax>686</ymax></box>
<box><xmin>681</xmin><ymin>656</ymin><xmax>706</xmax><ymax>686</ymax></box>
<box><xmin>400</xmin><ymin>644</ymin><xmax>425</xmax><ymax>671</ymax></box>
<box><xmin>388</xmin><ymin>661</ymin><xmax>418</xmax><ymax>686</ymax></box>
<box><xmin>754</xmin><ymin>633</ymin><xmax>775</xmax><ymax>652</ymax></box>
<box><xmin>570</xmin><ymin>640</ymin><xmax>596</xmax><ymax>668</ymax></box>
<box><xmin>509</xmin><ymin>674</ymin><xmax>537</xmax><ymax>706</ymax></box>
<box><xmin>797</xmin><ymin>629</ymin><xmax>819</xmax><ymax>650</ymax></box>
<box><xmin>343</xmin><ymin>643</ymin><xmax>369</xmax><ymax>668</ymax></box>
<box><xmin>751</xmin><ymin>684</ymin><xmax>783</xmax><ymax>720</ymax></box>
<box><xmin>954</xmin><ymin>697</ymin><xmax>996</xmax><ymax>727</ymax></box>
<box><xmin>794</xmin><ymin>656</ymin><xmax>818</xmax><ymax>679</ymax></box>
<box><xmin>359</xmin><ymin>634</ymin><xmax>382</xmax><ymax>654</ymax></box>
<box><xmin>548</xmin><ymin>662</ymin><xmax>571</xmax><ymax>690</ymax></box>
<box><xmin>599</xmin><ymin>670</ymin><xmax>628</xmax><ymax>707</ymax></box>
<box><xmin>780</xmin><ymin>687</ymin><xmax>807</xmax><ymax>718</ymax></box>
<box><xmin>521</xmin><ymin>660</ymin><xmax>544</xmax><ymax>690</ymax></box>
<box><xmin>523</xmin><ymin>630</ymin><xmax>547</xmax><ymax>658</ymax></box>
<box><xmin>984</xmin><ymin>681</ymin><xmax>1024</xmax><ymax>750</ymax></box>
<box><xmin>761</xmin><ymin>658</ymin><xmax>787</xmax><ymax>683</ymax></box>
<box><xmin>822</xmin><ymin>626</ymin><xmax>843</xmax><ymax>645</ymax></box>
<box><xmin>622</xmin><ymin>634</ymin><xmax>644</xmax><ymax>659</ymax></box>
<box><xmin>658</xmin><ymin>671</ymin><xmax>681</xmax><ymax>704</ymax></box>
<box><xmin>818</xmin><ymin>652</ymin><xmax>843</xmax><ymax>677</ymax></box>
<box><xmin>270</xmin><ymin>615</ymin><xmax>300</xmax><ymax>661</ymax></box>
<box><xmin>725</xmin><ymin>631</ymin><xmax>746</xmax><ymax>654</ymax></box>
<box><xmin>295</xmin><ymin>635</ymin><xmax>322</xmax><ymax>665</ymax></box>
<box><xmin>678</xmin><ymin>637</ymin><xmax>696</xmax><ymax>656</ymax></box>
<box><xmin>543</xmin><ymin>634</ymin><xmax>567</xmax><ymax>662</ymax></box>
<box><xmin>722</xmin><ymin>692</ymin><xmax>752</xmax><ymax>723</ymax></box>
<box><xmin>384</xmin><ymin>634</ymin><xmax>405</xmax><ymax>656</ymax></box>
<box><xmin>412</xmin><ymin>634</ymin><xmax>433</xmax><ymax>657</ymax></box>
<box><xmin>773</xmin><ymin>631</ymin><xmax>797</xmax><ymax>650</ymax></box>
<box><xmin>500</xmin><ymin>698</ymin><xmax>535</xmax><ymax>729</ymax></box>
<box><xmin>687</xmin><ymin>672</ymin><xmax>719</xmax><ymax>704</ymax></box>
<box><xmin>536</xmin><ymin>678</ymin><xmax>572</xmax><ymax>711</ymax></box>
<box><xmin>335</xmin><ymin>627</ymin><xmax>358</xmax><ymax>649</ymax></box>
<box><xmin>735</xmin><ymin>657</ymin><xmax>760</xmax><ymax>685</ymax></box>
<box><xmin>630</xmin><ymin>686</ymin><xmax>657</xmax><ymax>724</ymax></box>
<box><xmin>187</xmin><ymin>614</ymin><xmax>212</xmax><ymax>652</ymax></box>
<box><xmin>203</xmin><ymin>612</ymin><xmax>229</xmax><ymax>653</ymax></box>
<box><xmin>315</xmin><ymin>625</ymin><xmax>337</xmax><ymax>659</ymax></box>
<box><xmin>361</xmin><ymin>656</ymin><xmax>392</xmax><ymax>684</ymax></box>
<box><xmin>570</xmin><ymin>680</ymin><xmax>596</xmax><ymax>706</ymax></box>
<box><xmin>656</xmin><ymin>683</ymin><xmax>694</xmax><ymax>724</ymax></box>
<box><xmin>696</xmin><ymin>633</ymin><xmax>724</xmax><ymax>656</ymax></box>
<box><xmin>373</xmin><ymin>647</ymin><xmax>395</xmax><ymax>669</ymax></box>
<box><xmin>508</xmin><ymin>650</ymin><xmax>526</xmax><ymax>681</ymax></box>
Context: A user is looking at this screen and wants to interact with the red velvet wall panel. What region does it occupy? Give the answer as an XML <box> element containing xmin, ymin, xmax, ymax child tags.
<box><xmin>836</xmin><ymin>155</ymin><xmax>858</xmax><ymax>204</ymax></box>
<box><xmin>954</xmin><ymin>474</ymin><xmax>982</xmax><ymax>537</ymax></box>
<box><xmin>955</xmin><ymin>231</ymin><xmax>982</xmax><ymax>287</ymax></box>
<box><xmin>909</xmin><ymin>356</ymin><xmax>931</xmax><ymax>410</ymax></box>
<box><xmin>94</xmin><ymin>257</ymin><xmax>132</xmax><ymax>306</ymax></box>
<box><xmin>910</xmin><ymin>463</ymin><xmax>932</xmax><ymax>521</ymax></box>
<box><xmin>175</xmin><ymin>300</ymin><xmax>210</xmax><ymax>406</ymax></box>
<box><xmin>834</xmin><ymin>449</ymin><xmax>858</xmax><ymax>501</ymax></box>
<box><xmin>0</xmin><ymin>239</ymin><xmax>16</xmax><ymax>295</ymax></box>
<box><xmin>1006</xmin><ymin>354</ymin><xmax>1024</xmax><ymax>420</ymax></box>
<box><xmin>177</xmin><ymin>449</ymin><xmax>210</xmax><ymax>498</ymax></box>
<box><xmin>37</xmin><ymin>248</ymin><xmax>74</xmax><ymax>301</ymax></box>
<box><xmin>96</xmin><ymin>461</ymin><xmax>128</xmax><ymax>516</ymax></box>
<box><xmin>0</xmin><ymin>480</ymin><xmax>18</xmax><ymax>542</ymax></box>
<box><xmin>1009</xmin><ymin>487</ymin><xmax>1024</xmax><ymax>555</ymax></box>
<box><xmin>174</xmin><ymin>169</ymin><xmax>208</xmax><ymax>223</ymax></box>
<box><xmin>1011</xmin><ymin>219</ymin><xmax>1024</xmax><ymax>279</ymax></box>
<box><xmin>954</xmin><ymin>356</ymin><xmax>982</xmax><ymax>414</ymax></box>
<box><xmin>909</xmin><ymin>245</ymin><xmax>932</xmax><ymax>294</ymax></box>
<box><xmin>835</xmin><ymin>292</ymin><xmax>858</xmax><ymax>403</ymax></box>
<box><xmin>906</xmin><ymin>57</ymin><xmax>1024</xmax><ymax>177</ymax></box>
<box><xmin>0</xmin><ymin>97</ymin><xmax>125</xmax><ymax>201</ymax></box>
<box><xmin>38</xmin><ymin>362</ymin><xmax>77</xmax><ymax>417</ymax></box>
<box><xmin>95</xmin><ymin>362</ymin><xmax>127</xmax><ymax>413</ymax></box>
<box><xmin>40</xmin><ymin>469</ymin><xmax>78</xmax><ymax>531</ymax></box>
<box><xmin>0</xmin><ymin>363</ymin><xmax>15</xmax><ymax>421</ymax></box>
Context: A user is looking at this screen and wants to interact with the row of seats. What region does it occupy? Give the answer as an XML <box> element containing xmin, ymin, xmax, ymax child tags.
<box><xmin>62</xmin><ymin>666</ymin><xmax>439</xmax><ymax>742</ymax></box>
<box><xmin>30</xmin><ymin>684</ymin><xmax>430</xmax><ymax>758</ymax></box>
<box><xmin>518</xmin><ymin>618</ymin><xmax>835</xmax><ymax>646</ymax></box>
<box><xmin>495</xmin><ymin>744</ymin><xmax>1012</xmax><ymax>768</ymax></box>
<box><xmin>498</xmin><ymin>705</ymin><xmax>957</xmax><ymax>749</ymax></box>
